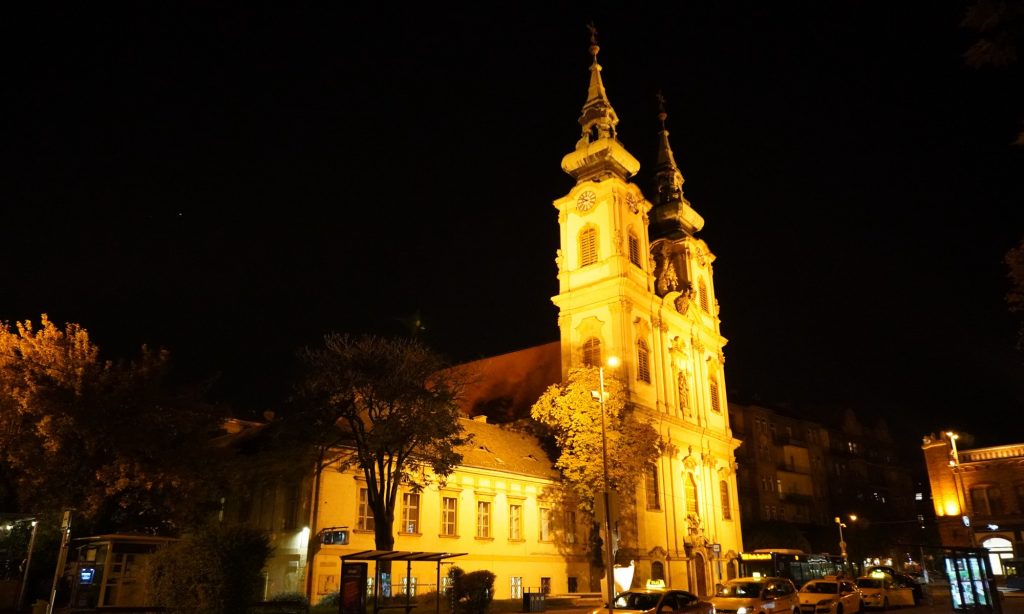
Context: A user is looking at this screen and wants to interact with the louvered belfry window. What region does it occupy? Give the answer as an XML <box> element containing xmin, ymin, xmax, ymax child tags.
<box><xmin>628</xmin><ymin>232</ymin><xmax>641</xmax><ymax>267</ymax></box>
<box><xmin>580</xmin><ymin>227</ymin><xmax>598</xmax><ymax>267</ymax></box>
<box><xmin>637</xmin><ymin>339</ymin><xmax>651</xmax><ymax>383</ymax></box>
<box><xmin>582</xmin><ymin>337</ymin><xmax>601</xmax><ymax>367</ymax></box>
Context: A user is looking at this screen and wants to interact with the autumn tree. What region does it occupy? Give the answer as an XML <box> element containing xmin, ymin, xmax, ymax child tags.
<box><xmin>289</xmin><ymin>334</ymin><xmax>469</xmax><ymax>590</ymax></box>
<box><xmin>0</xmin><ymin>315</ymin><xmax>224</xmax><ymax>533</ymax></box>
<box><xmin>530</xmin><ymin>366</ymin><xmax>661</xmax><ymax>571</ymax></box>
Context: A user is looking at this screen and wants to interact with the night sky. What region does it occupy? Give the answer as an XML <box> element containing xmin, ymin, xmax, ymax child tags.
<box><xmin>5</xmin><ymin>3</ymin><xmax>1023</xmax><ymax>450</ymax></box>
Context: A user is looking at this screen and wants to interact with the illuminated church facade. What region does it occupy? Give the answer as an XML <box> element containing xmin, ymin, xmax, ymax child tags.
<box><xmin>548</xmin><ymin>36</ymin><xmax>743</xmax><ymax>592</ymax></box>
<box><xmin>246</xmin><ymin>37</ymin><xmax>744</xmax><ymax>602</ymax></box>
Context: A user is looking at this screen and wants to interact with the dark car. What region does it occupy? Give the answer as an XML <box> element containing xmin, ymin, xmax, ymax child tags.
<box><xmin>589</xmin><ymin>588</ymin><xmax>715</xmax><ymax>614</ymax></box>
<box><xmin>864</xmin><ymin>567</ymin><xmax>922</xmax><ymax>603</ymax></box>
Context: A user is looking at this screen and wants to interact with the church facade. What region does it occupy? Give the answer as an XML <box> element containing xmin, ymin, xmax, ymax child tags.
<box><xmin>548</xmin><ymin>36</ymin><xmax>743</xmax><ymax>594</ymax></box>
<box><xmin>248</xmin><ymin>38</ymin><xmax>745</xmax><ymax>602</ymax></box>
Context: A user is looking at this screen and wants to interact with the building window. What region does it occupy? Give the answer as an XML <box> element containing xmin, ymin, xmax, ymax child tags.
<box><xmin>580</xmin><ymin>227</ymin><xmax>598</xmax><ymax>267</ymax></box>
<box><xmin>628</xmin><ymin>231</ymin><xmax>641</xmax><ymax>267</ymax></box>
<box><xmin>509</xmin><ymin>504</ymin><xmax>522</xmax><ymax>540</ymax></box>
<box><xmin>970</xmin><ymin>486</ymin><xmax>1004</xmax><ymax>516</ymax></box>
<box><xmin>637</xmin><ymin>339</ymin><xmax>651</xmax><ymax>383</ymax></box>
<box><xmin>541</xmin><ymin>577</ymin><xmax>551</xmax><ymax>595</ymax></box>
<box><xmin>699</xmin><ymin>279</ymin><xmax>709</xmax><ymax>312</ymax></box>
<box><xmin>568</xmin><ymin>576</ymin><xmax>578</xmax><ymax>593</ymax></box>
<box><xmin>510</xmin><ymin>577</ymin><xmax>523</xmax><ymax>599</ymax></box>
<box><xmin>476</xmin><ymin>501</ymin><xmax>491</xmax><ymax>538</ymax></box>
<box><xmin>283</xmin><ymin>484</ymin><xmax>300</xmax><ymax>531</ymax></box>
<box><xmin>582</xmin><ymin>337</ymin><xmax>601</xmax><ymax>367</ymax></box>
<box><xmin>539</xmin><ymin>507</ymin><xmax>553</xmax><ymax>541</ymax></box>
<box><xmin>645</xmin><ymin>464</ymin><xmax>661</xmax><ymax>510</ymax></box>
<box><xmin>709</xmin><ymin>377</ymin><xmax>722</xmax><ymax>413</ymax></box>
<box><xmin>402</xmin><ymin>493</ymin><xmax>420</xmax><ymax>534</ymax></box>
<box><xmin>720</xmin><ymin>480</ymin><xmax>732</xmax><ymax>520</ymax></box>
<box><xmin>400</xmin><ymin>577</ymin><xmax>417</xmax><ymax>596</ymax></box>
<box><xmin>651</xmin><ymin>561</ymin><xmax>665</xmax><ymax>581</ymax></box>
<box><xmin>565</xmin><ymin>510</ymin><xmax>577</xmax><ymax>544</ymax></box>
<box><xmin>685</xmin><ymin>474</ymin><xmax>699</xmax><ymax>516</ymax></box>
<box><xmin>358</xmin><ymin>488</ymin><xmax>375</xmax><ymax>531</ymax></box>
<box><xmin>441</xmin><ymin>496</ymin><xmax>458</xmax><ymax>536</ymax></box>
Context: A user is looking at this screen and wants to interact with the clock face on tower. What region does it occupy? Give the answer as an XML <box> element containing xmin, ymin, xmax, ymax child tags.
<box><xmin>576</xmin><ymin>190</ymin><xmax>597</xmax><ymax>212</ymax></box>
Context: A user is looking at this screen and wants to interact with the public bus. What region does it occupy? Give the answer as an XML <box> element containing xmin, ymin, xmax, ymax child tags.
<box><xmin>738</xmin><ymin>550</ymin><xmax>854</xmax><ymax>587</ymax></box>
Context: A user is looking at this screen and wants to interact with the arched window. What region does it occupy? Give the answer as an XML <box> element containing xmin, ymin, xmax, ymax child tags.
<box><xmin>983</xmin><ymin>537</ymin><xmax>1014</xmax><ymax>575</ymax></box>
<box><xmin>645</xmin><ymin>464</ymin><xmax>660</xmax><ymax>510</ymax></box>
<box><xmin>699</xmin><ymin>279</ymin><xmax>709</xmax><ymax>312</ymax></box>
<box><xmin>582</xmin><ymin>337</ymin><xmax>601</xmax><ymax>367</ymax></box>
<box><xmin>720</xmin><ymin>480</ymin><xmax>732</xmax><ymax>520</ymax></box>
<box><xmin>579</xmin><ymin>227</ymin><xmax>598</xmax><ymax>267</ymax></box>
<box><xmin>651</xmin><ymin>561</ymin><xmax>665</xmax><ymax>582</ymax></box>
<box><xmin>628</xmin><ymin>231</ymin><xmax>641</xmax><ymax>267</ymax></box>
<box><xmin>685</xmin><ymin>474</ymin><xmax>699</xmax><ymax>516</ymax></box>
<box><xmin>709</xmin><ymin>375</ymin><xmax>722</xmax><ymax>413</ymax></box>
<box><xmin>637</xmin><ymin>339</ymin><xmax>651</xmax><ymax>383</ymax></box>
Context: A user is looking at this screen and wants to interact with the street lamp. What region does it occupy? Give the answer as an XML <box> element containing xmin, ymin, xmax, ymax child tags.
<box><xmin>946</xmin><ymin>431</ymin><xmax>976</xmax><ymax>547</ymax></box>
<box><xmin>835</xmin><ymin>516</ymin><xmax>848</xmax><ymax>562</ymax></box>
<box><xmin>593</xmin><ymin>356</ymin><xmax>620</xmax><ymax>611</ymax></box>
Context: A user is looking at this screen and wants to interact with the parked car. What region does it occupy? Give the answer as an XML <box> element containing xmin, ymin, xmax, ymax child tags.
<box><xmin>711</xmin><ymin>577</ymin><xmax>800</xmax><ymax>614</ymax></box>
<box><xmin>588</xmin><ymin>588</ymin><xmax>715</xmax><ymax>614</ymax></box>
<box><xmin>855</xmin><ymin>575</ymin><xmax>915</xmax><ymax>610</ymax></box>
<box><xmin>864</xmin><ymin>567</ymin><xmax>922</xmax><ymax>604</ymax></box>
<box><xmin>797</xmin><ymin>577</ymin><xmax>862</xmax><ymax>614</ymax></box>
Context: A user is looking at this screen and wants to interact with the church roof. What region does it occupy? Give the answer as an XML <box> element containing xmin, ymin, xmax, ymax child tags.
<box><xmin>456</xmin><ymin>340</ymin><xmax>561</xmax><ymax>422</ymax></box>
<box><xmin>457</xmin><ymin>416</ymin><xmax>558</xmax><ymax>480</ymax></box>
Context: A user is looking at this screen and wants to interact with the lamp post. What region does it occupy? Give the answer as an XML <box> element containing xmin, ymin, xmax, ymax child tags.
<box><xmin>835</xmin><ymin>516</ymin><xmax>848</xmax><ymax>562</ymax></box>
<box><xmin>946</xmin><ymin>431</ymin><xmax>976</xmax><ymax>547</ymax></box>
<box><xmin>596</xmin><ymin>357</ymin><xmax>620</xmax><ymax>612</ymax></box>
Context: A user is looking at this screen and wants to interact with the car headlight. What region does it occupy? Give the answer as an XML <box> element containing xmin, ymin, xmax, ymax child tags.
<box><xmin>737</xmin><ymin>607</ymin><xmax>748</xmax><ymax>614</ymax></box>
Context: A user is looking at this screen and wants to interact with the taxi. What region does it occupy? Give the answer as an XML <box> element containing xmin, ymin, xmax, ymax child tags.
<box><xmin>797</xmin><ymin>577</ymin><xmax>862</xmax><ymax>614</ymax></box>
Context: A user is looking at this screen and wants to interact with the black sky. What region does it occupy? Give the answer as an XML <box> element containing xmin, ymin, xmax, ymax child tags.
<box><xmin>4</xmin><ymin>3</ymin><xmax>1023</xmax><ymax>449</ymax></box>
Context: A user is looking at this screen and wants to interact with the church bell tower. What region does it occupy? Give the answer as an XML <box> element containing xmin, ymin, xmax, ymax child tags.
<box><xmin>551</xmin><ymin>31</ymin><xmax>744</xmax><ymax>595</ymax></box>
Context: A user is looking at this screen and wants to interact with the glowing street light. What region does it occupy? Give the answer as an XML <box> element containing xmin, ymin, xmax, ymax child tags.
<box><xmin>593</xmin><ymin>356</ymin><xmax>620</xmax><ymax>611</ymax></box>
<box><xmin>835</xmin><ymin>516</ymin><xmax>848</xmax><ymax>562</ymax></box>
<box><xmin>946</xmin><ymin>431</ymin><xmax>976</xmax><ymax>546</ymax></box>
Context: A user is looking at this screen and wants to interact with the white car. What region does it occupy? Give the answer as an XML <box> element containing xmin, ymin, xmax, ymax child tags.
<box><xmin>797</xmin><ymin>578</ymin><xmax>862</xmax><ymax>614</ymax></box>
<box><xmin>854</xmin><ymin>576</ymin><xmax>914</xmax><ymax>610</ymax></box>
<box><xmin>588</xmin><ymin>588</ymin><xmax>716</xmax><ymax>614</ymax></box>
<box><xmin>711</xmin><ymin>577</ymin><xmax>800</xmax><ymax>614</ymax></box>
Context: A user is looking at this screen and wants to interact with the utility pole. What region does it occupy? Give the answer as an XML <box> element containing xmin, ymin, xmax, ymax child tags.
<box><xmin>46</xmin><ymin>510</ymin><xmax>73</xmax><ymax>614</ymax></box>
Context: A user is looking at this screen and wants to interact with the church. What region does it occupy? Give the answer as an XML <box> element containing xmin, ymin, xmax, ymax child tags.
<box><xmin>253</xmin><ymin>35</ymin><xmax>745</xmax><ymax>602</ymax></box>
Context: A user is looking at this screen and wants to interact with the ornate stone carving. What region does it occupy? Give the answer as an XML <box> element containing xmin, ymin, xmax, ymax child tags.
<box><xmin>677</xmin><ymin>371</ymin><xmax>689</xmax><ymax>412</ymax></box>
<box><xmin>555</xmin><ymin>249</ymin><xmax>563</xmax><ymax>270</ymax></box>
<box><xmin>656</xmin><ymin>259</ymin><xmax>679</xmax><ymax>295</ymax></box>
<box><xmin>674</xmin><ymin>295</ymin><xmax>690</xmax><ymax>315</ymax></box>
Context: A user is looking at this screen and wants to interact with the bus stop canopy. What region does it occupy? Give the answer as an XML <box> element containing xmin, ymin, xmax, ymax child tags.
<box><xmin>339</xmin><ymin>550</ymin><xmax>467</xmax><ymax>614</ymax></box>
<box><xmin>341</xmin><ymin>550</ymin><xmax>467</xmax><ymax>562</ymax></box>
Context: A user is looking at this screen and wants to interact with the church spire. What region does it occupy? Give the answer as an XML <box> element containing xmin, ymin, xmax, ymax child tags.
<box><xmin>560</xmin><ymin>25</ymin><xmax>640</xmax><ymax>183</ymax></box>
<box><xmin>649</xmin><ymin>93</ymin><xmax>704</xmax><ymax>239</ymax></box>
<box><xmin>653</xmin><ymin>92</ymin><xmax>685</xmax><ymax>204</ymax></box>
<box><xmin>578</xmin><ymin>23</ymin><xmax>620</xmax><ymax>142</ymax></box>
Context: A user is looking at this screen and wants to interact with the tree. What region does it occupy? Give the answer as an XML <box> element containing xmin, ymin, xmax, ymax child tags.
<box><xmin>290</xmin><ymin>334</ymin><xmax>469</xmax><ymax>590</ymax></box>
<box><xmin>0</xmin><ymin>315</ymin><xmax>225</xmax><ymax>534</ymax></box>
<box><xmin>146</xmin><ymin>524</ymin><xmax>272</xmax><ymax>614</ymax></box>
<box><xmin>962</xmin><ymin>0</ymin><xmax>1024</xmax><ymax>143</ymax></box>
<box><xmin>530</xmin><ymin>366</ymin><xmax>661</xmax><ymax>572</ymax></box>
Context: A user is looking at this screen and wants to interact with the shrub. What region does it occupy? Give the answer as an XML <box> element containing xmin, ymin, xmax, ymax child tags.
<box><xmin>447</xmin><ymin>566</ymin><xmax>495</xmax><ymax>614</ymax></box>
<box><xmin>315</xmin><ymin>592</ymin><xmax>339</xmax><ymax>607</ymax></box>
<box><xmin>145</xmin><ymin>524</ymin><xmax>272</xmax><ymax>613</ymax></box>
<box><xmin>269</xmin><ymin>591</ymin><xmax>310</xmax><ymax>605</ymax></box>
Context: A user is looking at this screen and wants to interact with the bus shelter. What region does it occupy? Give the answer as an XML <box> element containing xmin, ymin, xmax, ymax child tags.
<box><xmin>936</xmin><ymin>545</ymin><xmax>1001</xmax><ymax>614</ymax></box>
<box><xmin>339</xmin><ymin>550</ymin><xmax>466</xmax><ymax>614</ymax></box>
